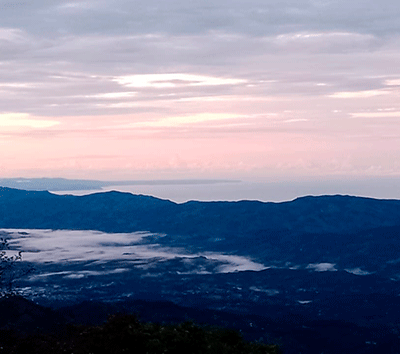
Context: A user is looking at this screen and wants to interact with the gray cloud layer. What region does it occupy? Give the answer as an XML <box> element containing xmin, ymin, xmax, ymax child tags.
<box><xmin>2</xmin><ymin>0</ymin><xmax>400</xmax><ymax>37</ymax></box>
<box><xmin>2</xmin><ymin>0</ymin><xmax>400</xmax><ymax>110</ymax></box>
<box><xmin>1</xmin><ymin>0</ymin><xmax>400</xmax><ymax>180</ymax></box>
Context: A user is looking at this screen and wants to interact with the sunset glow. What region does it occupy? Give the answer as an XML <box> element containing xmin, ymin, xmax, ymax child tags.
<box><xmin>0</xmin><ymin>0</ymin><xmax>400</xmax><ymax>187</ymax></box>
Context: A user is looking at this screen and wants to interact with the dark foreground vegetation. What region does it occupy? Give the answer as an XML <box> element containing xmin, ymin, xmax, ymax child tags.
<box><xmin>0</xmin><ymin>296</ymin><xmax>280</xmax><ymax>354</ymax></box>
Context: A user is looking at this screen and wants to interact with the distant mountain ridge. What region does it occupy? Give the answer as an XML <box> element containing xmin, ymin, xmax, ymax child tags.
<box><xmin>1</xmin><ymin>187</ymin><xmax>400</xmax><ymax>235</ymax></box>
<box><xmin>2</xmin><ymin>187</ymin><xmax>400</xmax><ymax>273</ymax></box>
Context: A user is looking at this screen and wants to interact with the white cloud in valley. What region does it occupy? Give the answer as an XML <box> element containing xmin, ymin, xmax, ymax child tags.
<box><xmin>6</xmin><ymin>229</ymin><xmax>267</xmax><ymax>274</ymax></box>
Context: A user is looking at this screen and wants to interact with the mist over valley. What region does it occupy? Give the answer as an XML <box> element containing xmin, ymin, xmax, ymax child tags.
<box><xmin>1</xmin><ymin>187</ymin><xmax>400</xmax><ymax>353</ymax></box>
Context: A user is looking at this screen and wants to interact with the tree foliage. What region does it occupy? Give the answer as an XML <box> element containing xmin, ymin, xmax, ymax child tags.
<box><xmin>0</xmin><ymin>237</ymin><xmax>33</xmax><ymax>296</ymax></box>
<box><xmin>6</xmin><ymin>314</ymin><xmax>281</xmax><ymax>354</ymax></box>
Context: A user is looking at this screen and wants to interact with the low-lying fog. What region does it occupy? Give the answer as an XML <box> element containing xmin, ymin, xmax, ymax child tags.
<box><xmin>2</xmin><ymin>229</ymin><xmax>267</xmax><ymax>275</ymax></box>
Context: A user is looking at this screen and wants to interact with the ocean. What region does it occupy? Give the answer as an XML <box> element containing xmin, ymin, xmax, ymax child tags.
<box><xmin>50</xmin><ymin>178</ymin><xmax>400</xmax><ymax>203</ymax></box>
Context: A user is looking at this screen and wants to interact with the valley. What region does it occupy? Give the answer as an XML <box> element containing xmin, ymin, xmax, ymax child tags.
<box><xmin>1</xmin><ymin>187</ymin><xmax>400</xmax><ymax>353</ymax></box>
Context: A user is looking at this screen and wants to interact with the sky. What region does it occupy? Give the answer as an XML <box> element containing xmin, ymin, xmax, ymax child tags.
<box><xmin>1</xmin><ymin>0</ymin><xmax>400</xmax><ymax>185</ymax></box>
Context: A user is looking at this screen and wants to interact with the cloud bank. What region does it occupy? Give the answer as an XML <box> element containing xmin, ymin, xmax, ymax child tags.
<box><xmin>1</xmin><ymin>0</ymin><xmax>400</xmax><ymax>181</ymax></box>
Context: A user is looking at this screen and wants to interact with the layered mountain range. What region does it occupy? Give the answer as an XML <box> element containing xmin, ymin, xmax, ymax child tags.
<box><xmin>1</xmin><ymin>187</ymin><xmax>400</xmax><ymax>274</ymax></box>
<box><xmin>1</xmin><ymin>186</ymin><xmax>400</xmax><ymax>353</ymax></box>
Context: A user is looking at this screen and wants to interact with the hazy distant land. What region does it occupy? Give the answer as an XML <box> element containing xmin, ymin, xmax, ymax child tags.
<box><xmin>0</xmin><ymin>178</ymin><xmax>239</xmax><ymax>191</ymax></box>
<box><xmin>1</xmin><ymin>177</ymin><xmax>400</xmax><ymax>202</ymax></box>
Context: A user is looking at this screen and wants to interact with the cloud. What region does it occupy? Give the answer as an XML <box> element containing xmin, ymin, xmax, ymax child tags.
<box><xmin>0</xmin><ymin>28</ymin><xmax>26</xmax><ymax>41</ymax></box>
<box><xmin>385</xmin><ymin>79</ymin><xmax>400</xmax><ymax>86</ymax></box>
<box><xmin>306</xmin><ymin>263</ymin><xmax>337</xmax><ymax>272</ymax></box>
<box><xmin>114</xmin><ymin>74</ymin><xmax>246</xmax><ymax>89</ymax></box>
<box><xmin>350</xmin><ymin>111</ymin><xmax>400</xmax><ymax>118</ymax></box>
<box><xmin>1</xmin><ymin>0</ymin><xmax>400</xmax><ymax>180</ymax></box>
<box><xmin>272</xmin><ymin>31</ymin><xmax>379</xmax><ymax>53</ymax></box>
<box><xmin>283</xmin><ymin>118</ymin><xmax>309</xmax><ymax>124</ymax></box>
<box><xmin>56</xmin><ymin>2</ymin><xmax>96</xmax><ymax>12</ymax></box>
<box><xmin>6</xmin><ymin>229</ymin><xmax>267</xmax><ymax>273</ymax></box>
<box><xmin>86</xmin><ymin>92</ymin><xmax>137</xmax><ymax>99</ymax></box>
<box><xmin>126</xmin><ymin>113</ymin><xmax>246</xmax><ymax>128</ymax></box>
<box><xmin>0</xmin><ymin>83</ymin><xmax>37</xmax><ymax>88</ymax></box>
<box><xmin>345</xmin><ymin>268</ymin><xmax>372</xmax><ymax>275</ymax></box>
<box><xmin>4</xmin><ymin>0</ymin><xmax>400</xmax><ymax>38</ymax></box>
<box><xmin>328</xmin><ymin>90</ymin><xmax>390</xmax><ymax>98</ymax></box>
<box><xmin>0</xmin><ymin>113</ymin><xmax>60</xmax><ymax>128</ymax></box>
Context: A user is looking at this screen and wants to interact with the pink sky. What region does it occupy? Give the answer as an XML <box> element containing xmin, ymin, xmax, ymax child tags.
<box><xmin>1</xmin><ymin>1</ymin><xmax>400</xmax><ymax>184</ymax></box>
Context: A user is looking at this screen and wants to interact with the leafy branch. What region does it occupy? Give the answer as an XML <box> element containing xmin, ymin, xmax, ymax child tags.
<box><xmin>0</xmin><ymin>237</ymin><xmax>34</xmax><ymax>297</ymax></box>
